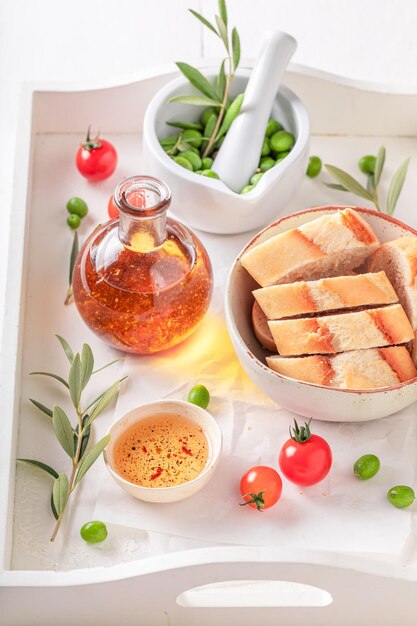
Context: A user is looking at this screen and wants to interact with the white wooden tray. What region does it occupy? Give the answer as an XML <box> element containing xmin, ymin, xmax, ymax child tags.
<box><xmin>3</xmin><ymin>63</ymin><xmax>417</xmax><ymax>626</ymax></box>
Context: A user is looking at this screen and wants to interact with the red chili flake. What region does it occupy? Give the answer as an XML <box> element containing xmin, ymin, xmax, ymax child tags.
<box><xmin>142</xmin><ymin>446</ymin><xmax>147</xmax><ymax>453</ymax></box>
<box><xmin>150</xmin><ymin>467</ymin><xmax>163</xmax><ymax>481</ymax></box>
<box><xmin>182</xmin><ymin>446</ymin><xmax>193</xmax><ymax>456</ymax></box>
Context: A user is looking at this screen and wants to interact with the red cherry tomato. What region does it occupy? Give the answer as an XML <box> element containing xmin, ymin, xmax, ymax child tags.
<box><xmin>279</xmin><ymin>419</ymin><xmax>332</xmax><ymax>487</ymax></box>
<box><xmin>76</xmin><ymin>127</ymin><xmax>117</xmax><ymax>182</ymax></box>
<box><xmin>108</xmin><ymin>195</ymin><xmax>119</xmax><ymax>218</ymax></box>
<box><xmin>240</xmin><ymin>466</ymin><xmax>282</xmax><ymax>511</ymax></box>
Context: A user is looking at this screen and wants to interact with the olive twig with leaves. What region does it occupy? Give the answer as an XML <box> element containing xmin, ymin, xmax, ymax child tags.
<box><xmin>18</xmin><ymin>336</ymin><xmax>125</xmax><ymax>542</ymax></box>
<box><xmin>324</xmin><ymin>146</ymin><xmax>410</xmax><ymax>215</ymax></box>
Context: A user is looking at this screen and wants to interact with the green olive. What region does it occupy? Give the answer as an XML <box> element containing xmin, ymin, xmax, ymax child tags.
<box><xmin>240</xmin><ymin>185</ymin><xmax>255</xmax><ymax>194</ymax></box>
<box><xmin>173</xmin><ymin>156</ymin><xmax>193</xmax><ymax>171</ymax></box>
<box><xmin>306</xmin><ymin>156</ymin><xmax>322</xmax><ymax>178</ymax></box>
<box><xmin>80</xmin><ymin>520</ymin><xmax>108</xmax><ymax>543</ymax></box>
<box><xmin>259</xmin><ymin>157</ymin><xmax>275</xmax><ymax>172</ymax></box>
<box><xmin>201</xmin><ymin>157</ymin><xmax>213</xmax><ymax>169</ymax></box>
<box><xmin>187</xmin><ymin>384</ymin><xmax>210</xmax><ymax>409</ymax></box>
<box><xmin>67</xmin><ymin>214</ymin><xmax>81</xmax><ymax>230</ymax></box>
<box><xmin>181</xmin><ymin>129</ymin><xmax>203</xmax><ymax>148</ymax></box>
<box><xmin>66</xmin><ymin>197</ymin><xmax>88</xmax><ymax>218</ymax></box>
<box><xmin>201</xmin><ymin>108</ymin><xmax>217</xmax><ymax>126</ymax></box>
<box><xmin>270</xmin><ymin>131</ymin><xmax>295</xmax><ymax>153</ymax></box>
<box><xmin>200</xmin><ymin>169</ymin><xmax>219</xmax><ymax>179</ymax></box>
<box><xmin>353</xmin><ymin>454</ymin><xmax>380</xmax><ymax>480</ymax></box>
<box><xmin>387</xmin><ymin>485</ymin><xmax>415</xmax><ymax>509</ymax></box>
<box><xmin>261</xmin><ymin>138</ymin><xmax>271</xmax><ymax>157</ymax></box>
<box><xmin>358</xmin><ymin>155</ymin><xmax>376</xmax><ymax>174</ymax></box>
<box><xmin>250</xmin><ymin>172</ymin><xmax>264</xmax><ymax>185</ymax></box>
<box><xmin>276</xmin><ymin>151</ymin><xmax>290</xmax><ymax>163</ymax></box>
<box><xmin>265</xmin><ymin>119</ymin><xmax>283</xmax><ymax>137</ymax></box>
<box><xmin>179</xmin><ymin>150</ymin><xmax>202</xmax><ymax>171</ymax></box>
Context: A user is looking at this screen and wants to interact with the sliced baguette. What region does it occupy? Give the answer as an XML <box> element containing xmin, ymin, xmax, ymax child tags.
<box><xmin>252</xmin><ymin>301</ymin><xmax>276</xmax><ymax>352</ymax></box>
<box><xmin>268</xmin><ymin>304</ymin><xmax>414</xmax><ymax>356</ymax></box>
<box><xmin>253</xmin><ymin>271</ymin><xmax>397</xmax><ymax>320</ymax></box>
<box><xmin>369</xmin><ymin>236</ymin><xmax>417</xmax><ymax>364</ymax></box>
<box><xmin>266</xmin><ymin>346</ymin><xmax>417</xmax><ymax>389</ymax></box>
<box><xmin>241</xmin><ymin>208</ymin><xmax>379</xmax><ymax>287</ymax></box>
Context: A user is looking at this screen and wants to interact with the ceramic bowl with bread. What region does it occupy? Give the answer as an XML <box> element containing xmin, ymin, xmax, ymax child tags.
<box><xmin>225</xmin><ymin>206</ymin><xmax>417</xmax><ymax>422</ymax></box>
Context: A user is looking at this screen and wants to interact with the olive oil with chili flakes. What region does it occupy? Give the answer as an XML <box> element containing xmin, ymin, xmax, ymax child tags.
<box><xmin>113</xmin><ymin>413</ymin><xmax>209</xmax><ymax>487</ymax></box>
<box><xmin>72</xmin><ymin>176</ymin><xmax>212</xmax><ymax>354</ymax></box>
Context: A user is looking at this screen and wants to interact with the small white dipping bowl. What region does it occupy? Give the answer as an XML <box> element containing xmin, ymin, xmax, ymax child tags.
<box><xmin>104</xmin><ymin>400</ymin><xmax>222</xmax><ymax>503</ymax></box>
<box><xmin>225</xmin><ymin>206</ymin><xmax>417</xmax><ymax>422</ymax></box>
<box><xmin>143</xmin><ymin>68</ymin><xmax>310</xmax><ymax>235</ymax></box>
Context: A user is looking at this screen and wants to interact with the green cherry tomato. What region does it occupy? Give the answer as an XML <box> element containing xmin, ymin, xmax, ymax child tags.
<box><xmin>240</xmin><ymin>185</ymin><xmax>255</xmax><ymax>194</ymax></box>
<box><xmin>259</xmin><ymin>157</ymin><xmax>275</xmax><ymax>172</ymax></box>
<box><xmin>265</xmin><ymin>119</ymin><xmax>283</xmax><ymax>137</ymax></box>
<box><xmin>270</xmin><ymin>131</ymin><xmax>295</xmax><ymax>153</ymax></box>
<box><xmin>250</xmin><ymin>172</ymin><xmax>264</xmax><ymax>185</ymax></box>
<box><xmin>66</xmin><ymin>197</ymin><xmax>88</xmax><ymax>218</ymax></box>
<box><xmin>187</xmin><ymin>384</ymin><xmax>210</xmax><ymax>409</ymax></box>
<box><xmin>201</xmin><ymin>157</ymin><xmax>213</xmax><ymax>169</ymax></box>
<box><xmin>358</xmin><ymin>155</ymin><xmax>376</xmax><ymax>174</ymax></box>
<box><xmin>200</xmin><ymin>169</ymin><xmax>219</xmax><ymax>179</ymax></box>
<box><xmin>201</xmin><ymin>108</ymin><xmax>217</xmax><ymax>126</ymax></box>
<box><xmin>181</xmin><ymin>129</ymin><xmax>203</xmax><ymax>148</ymax></box>
<box><xmin>261</xmin><ymin>138</ymin><xmax>271</xmax><ymax>157</ymax></box>
<box><xmin>173</xmin><ymin>156</ymin><xmax>193</xmax><ymax>171</ymax></box>
<box><xmin>353</xmin><ymin>454</ymin><xmax>380</xmax><ymax>480</ymax></box>
<box><xmin>306</xmin><ymin>156</ymin><xmax>322</xmax><ymax>178</ymax></box>
<box><xmin>80</xmin><ymin>520</ymin><xmax>108</xmax><ymax>543</ymax></box>
<box><xmin>67</xmin><ymin>214</ymin><xmax>81</xmax><ymax>230</ymax></box>
<box><xmin>387</xmin><ymin>485</ymin><xmax>415</xmax><ymax>509</ymax></box>
<box><xmin>179</xmin><ymin>150</ymin><xmax>202</xmax><ymax>171</ymax></box>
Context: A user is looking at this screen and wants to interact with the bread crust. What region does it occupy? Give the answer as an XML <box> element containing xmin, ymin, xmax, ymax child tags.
<box><xmin>266</xmin><ymin>346</ymin><xmax>417</xmax><ymax>389</ymax></box>
<box><xmin>253</xmin><ymin>271</ymin><xmax>397</xmax><ymax>320</ymax></box>
<box><xmin>268</xmin><ymin>304</ymin><xmax>414</xmax><ymax>356</ymax></box>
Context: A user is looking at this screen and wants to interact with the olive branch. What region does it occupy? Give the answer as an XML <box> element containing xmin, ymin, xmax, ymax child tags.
<box><xmin>18</xmin><ymin>335</ymin><xmax>126</xmax><ymax>542</ymax></box>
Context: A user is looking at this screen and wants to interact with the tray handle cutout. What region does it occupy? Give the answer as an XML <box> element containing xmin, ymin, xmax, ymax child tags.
<box><xmin>177</xmin><ymin>579</ymin><xmax>333</xmax><ymax>608</ymax></box>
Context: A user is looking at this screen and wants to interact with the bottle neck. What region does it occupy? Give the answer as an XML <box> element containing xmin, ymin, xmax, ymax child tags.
<box><xmin>114</xmin><ymin>176</ymin><xmax>171</xmax><ymax>253</ymax></box>
<box><xmin>119</xmin><ymin>211</ymin><xmax>167</xmax><ymax>252</ymax></box>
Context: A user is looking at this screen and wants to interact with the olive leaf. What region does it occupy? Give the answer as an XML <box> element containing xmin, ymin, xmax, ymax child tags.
<box><xmin>84</xmin><ymin>378</ymin><xmax>126</xmax><ymax>428</ymax></box>
<box><xmin>29</xmin><ymin>371</ymin><xmax>69</xmax><ymax>389</ymax></box>
<box><xmin>324</xmin><ymin>182</ymin><xmax>348</xmax><ymax>191</ymax></box>
<box><xmin>216</xmin><ymin>93</ymin><xmax>244</xmax><ymax>140</ymax></box>
<box><xmin>74</xmin><ymin>435</ymin><xmax>111</xmax><ymax>486</ymax></box>
<box><xmin>367</xmin><ymin>174</ymin><xmax>376</xmax><ymax>194</ymax></box>
<box><xmin>52</xmin><ymin>406</ymin><xmax>75</xmax><ymax>459</ymax></box>
<box><xmin>69</xmin><ymin>231</ymin><xmax>79</xmax><ymax>287</ymax></box>
<box><xmin>218</xmin><ymin>0</ymin><xmax>228</xmax><ymax>27</ymax></box>
<box><xmin>17</xmin><ymin>458</ymin><xmax>59</xmax><ymax>479</ymax></box>
<box><xmin>55</xmin><ymin>335</ymin><xmax>74</xmax><ymax>364</ymax></box>
<box><xmin>324</xmin><ymin>164</ymin><xmax>374</xmax><ymax>203</ymax></box>
<box><xmin>166</xmin><ymin>120</ymin><xmax>203</xmax><ymax>131</ymax></box>
<box><xmin>29</xmin><ymin>398</ymin><xmax>53</xmax><ymax>417</ymax></box>
<box><xmin>176</xmin><ymin>62</ymin><xmax>219</xmax><ymax>101</ymax></box>
<box><xmin>52</xmin><ymin>473</ymin><xmax>69</xmax><ymax>516</ymax></box>
<box><xmin>215</xmin><ymin>15</ymin><xmax>229</xmax><ymax>51</ymax></box>
<box><xmin>374</xmin><ymin>146</ymin><xmax>386</xmax><ymax>186</ymax></box>
<box><xmin>92</xmin><ymin>359</ymin><xmax>119</xmax><ymax>375</ymax></box>
<box><xmin>80</xmin><ymin>343</ymin><xmax>94</xmax><ymax>390</ymax></box>
<box><xmin>203</xmin><ymin>113</ymin><xmax>218</xmax><ymax>155</ymax></box>
<box><xmin>188</xmin><ymin>9</ymin><xmax>218</xmax><ymax>36</ymax></box>
<box><xmin>74</xmin><ymin>415</ymin><xmax>91</xmax><ymax>461</ymax></box>
<box><xmin>168</xmin><ymin>95</ymin><xmax>221</xmax><ymax>107</ymax></box>
<box><xmin>216</xmin><ymin>60</ymin><xmax>226</xmax><ymax>101</ymax></box>
<box><xmin>387</xmin><ymin>158</ymin><xmax>410</xmax><ymax>215</ymax></box>
<box><xmin>68</xmin><ymin>353</ymin><xmax>82</xmax><ymax>409</ymax></box>
<box><xmin>232</xmin><ymin>27</ymin><xmax>241</xmax><ymax>70</ymax></box>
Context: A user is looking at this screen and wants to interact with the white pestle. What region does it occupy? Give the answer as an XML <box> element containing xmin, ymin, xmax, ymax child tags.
<box><xmin>212</xmin><ymin>31</ymin><xmax>297</xmax><ymax>193</ymax></box>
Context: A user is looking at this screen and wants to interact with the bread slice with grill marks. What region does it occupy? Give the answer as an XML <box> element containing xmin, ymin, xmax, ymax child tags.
<box><xmin>268</xmin><ymin>304</ymin><xmax>414</xmax><ymax>356</ymax></box>
<box><xmin>253</xmin><ymin>271</ymin><xmax>397</xmax><ymax>320</ymax></box>
<box><xmin>266</xmin><ymin>346</ymin><xmax>417</xmax><ymax>389</ymax></box>
<box><xmin>369</xmin><ymin>236</ymin><xmax>417</xmax><ymax>364</ymax></box>
<box><xmin>241</xmin><ymin>208</ymin><xmax>380</xmax><ymax>288</ymax></box>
